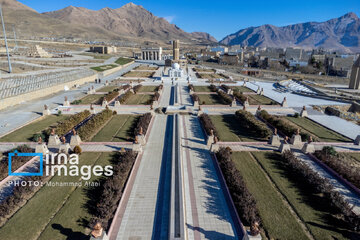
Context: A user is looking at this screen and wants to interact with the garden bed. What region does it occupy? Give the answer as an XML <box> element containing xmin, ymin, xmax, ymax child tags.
<box><xmin>122</xmin><ymin>71</ymin><xmax>154</xmax><ymax>78</ymax></box>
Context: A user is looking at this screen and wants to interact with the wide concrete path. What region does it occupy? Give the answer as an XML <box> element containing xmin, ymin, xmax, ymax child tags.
<box><xmin>115</xmin><ymin>115</ymin><xmax>172</xmax><ymax>239</ymax></box>
<box><xmin>181</xmin><ymin>115</ymin><xmax>241</xmax><ymax>240</ymax></box>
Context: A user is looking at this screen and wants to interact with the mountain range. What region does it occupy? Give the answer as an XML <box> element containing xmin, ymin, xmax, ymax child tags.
<box><xmin>0</xmin><ymin>0</ymin><xmax>359</xmax><ymax>52</ymax></box>
<box><xmin>220</xmin><ymin>12</ymin><xmax>360</xmax><ymax>53</ymax></box>
<box><xmin>0</xmin><ymin>0</ymin><xmax>217</xmax><ymax>44</ymax></box>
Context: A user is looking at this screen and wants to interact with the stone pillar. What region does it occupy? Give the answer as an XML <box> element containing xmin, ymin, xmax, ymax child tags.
<box><xmin>281</xmin><ymin>97</ymin><xmax>288</xmax><ymax>107</ymax></box>
<box><xmin>102</xmin><ymin>100</ymin><xmax>108</xmax><ymax>107</ymax></box>
<box><xmin>279</xmin><ymin>142</ymin><xmax>291</xmax><ymax>153</ymax></box>
<box><xmin>269</xmin><ymin>129</ymin><xmax>281</xmax><ymax>146</ymax></box>
<box><xmin>302</xmin><ymin>142</ymin><xmax>315</xmax><ymax>153</ymax></box>
<box><xmin>244</xmin><ymin>97</ymin><xmax>249</xmax><ymax>107</ymax></box>
<box><xmin>63</xmin><ymin>96</ymin><xmax>70</xmax><ymax>107</ymax></box>
<box><xmin>35</xmin><ymin>143</ymin><xmax>48</xmax><ymax>155</ymax></box>
<box><xmin>256</xmin><ymin>106</ymin><xmax>262</xmax><ymax>116</ymax></box>
<box><xmin>43</xmin><ymin>105</ymin><xmax>51</xmax><ymax>116</ymax></box>
<box><xmin>256</xmin><ymin>86</ymin><xmax>261</xmax><ymax>94</ymax></box>
<box><xmin>48</xmin><ymin>134</ymin><xmax>61</xmax><ymax>147</ymax></box>
<box><xmin>114</xmin><ymin>101</ymin><xmax>121</xmax><ymax>107</ymax></box>
<box><xmin>290</xmin><ymin>129</ymin><xmax>302</xmax><ymax>146</ymax></box>
<box><xmin>231</xmin><ymin>98</ymin><xmax>237</xmax><ymax>107</ymax></box>
<box><xmin>70</xmin><ymin>134</ymin><xmax>82</xmax><ymax>147</ymax></box>
<box><xmin>300</xmin><ymin>106</ymin><xmax>308</xmax><ymax>117</ymax></box>
<box><xmin>193</xmin><ymin>100</ymin><xmax>199</xmax><ymax>109</ymax></box>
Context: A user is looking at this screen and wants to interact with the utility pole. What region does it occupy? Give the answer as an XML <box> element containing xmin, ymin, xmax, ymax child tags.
<box><xmin>13</xmin><ymin>25</ymin><xmax>17</xmax><ymax>51</ymax></box>
<box><xmin>0</xmin><ymin>4</ymin><xmax>12</xmax><ymax>73</ymax></box>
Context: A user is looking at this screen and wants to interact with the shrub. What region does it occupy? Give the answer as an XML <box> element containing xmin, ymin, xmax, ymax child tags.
<box><xmin>221</xmin><ymin>84</ymin><xmax>230</xmax><ymax>91</ymax></box>
<box><xmin>118</xmin><ymin>90</ymin><xmax>133</xmax><ymax>104</ymax></box>
<box><xmin>216</xmin><ymin>147</ymin><xmax>261</xmax><ymax>226</ymax></box>
<box><xmin>134</xmin><ymin>113</ymin><xmax>152</xmax><ymax>136</ymax></box>
<box><xmin>293</xmin><ymin>112</ymin><xmax>300</xmax><ymax>118</ymax></box>
<box><xmin>235</xmin><ymin>110</ymin><xmax>272</xmax><ymax>138</ymax></box>
<box><xmin>314</xmin><ymin>148</ymin><xmax>360</xmax><ymax>189</ymax></box>
<box><xmin>258</xmin><ymin>110</ymin><xmax>315</xmax><ymax>141</ymax></box>
<box><xmin>192</xmin><ymin>93</ymin><xmax>199</xmax><ymax>102</ymax></box>
<box><xmin>51</xmin><ymin>110</ymin><xmax>91</xmax><ymax>137</ymax></box>
<box><xmin>199</xmin><ymin>114</ymin><xmax>219</xmax><ymax>138</ymax></box>
<box><xmin>209</xmin><ymin>84</ymin><xmax>217</xmax><ymax>92</ymax></box>
<box><xmin>57</xmin><ymin>110</ymin><xmax>62</xmax><ymax>116</ymax></box>
<box><xmin>0</xmin><ymin>145</ymin><xmax>33</xmax><ymax>181</ymax></box>
<box><xmin>133</xmin><ymin>84</ymin><xmax>142</xmax><ymax>93</ymax></box>
<box><xmin>217</xmin><ymin>90</ymin><xmax>232</xmax><ymax>104</ymax></box>
<box><xmin>77</xmin><ymin>109</ymin><xmax>114</xmax><ymax>141</ymax></box>
<box><xmin>73</xmin><ymin>145</ymin><xmax>82</xmax><ymax>155</ymax></box>
<box><xmin>71</xmin><ymin>100</ymin><xmax>82</xmax><ymax>105</ymax></box>
<box><xmin>31</xmin><ymin>133</ymin><xmax>45</xmax><ymax>142</ymax></box>
<box><xmin>102</xmin><ymin>90</ymin><xmax>119</xmax><ymax>102</ymax></box>
<box><xmin>89</xmin><ymin>151</ymin><xmax>137</xmax><ymax>229</ymax></box>
<box><xmin>233</xmin><ymin>90</ymin><xmax>247</xmax><ymax>104</ymax></box>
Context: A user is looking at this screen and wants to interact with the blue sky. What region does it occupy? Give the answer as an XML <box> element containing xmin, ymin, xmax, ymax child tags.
<box><xmin>19</xmin><ymin>0</ymin><xmax>360</xmax><ymax>40</ymax></box>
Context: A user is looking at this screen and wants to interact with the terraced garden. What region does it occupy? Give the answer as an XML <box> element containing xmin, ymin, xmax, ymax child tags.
<box><xmin>122</xmin><ymin>71</ymin><xmax>154</xmax><ymax>78</ymax></box>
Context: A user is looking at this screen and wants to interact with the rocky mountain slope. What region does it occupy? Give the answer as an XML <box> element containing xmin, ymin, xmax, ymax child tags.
<box><xmin>0</xmin><ymin>0</ymin><xmax>216</xmax><ymax>44</ymax></box>
<box><xmin>220</xmin><ymin>12</ymin><xmax>360</xmax><ymax>52</ymax></box>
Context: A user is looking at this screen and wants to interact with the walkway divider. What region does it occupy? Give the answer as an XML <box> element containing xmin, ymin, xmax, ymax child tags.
<box><xmin>169</xmin><ymin>114</ymin><xmax>185</xmax><ymax>239</ymax></box>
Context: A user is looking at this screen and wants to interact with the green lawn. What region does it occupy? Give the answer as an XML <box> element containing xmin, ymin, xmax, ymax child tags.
<box><xmin>344</xmin><ymin>152</ymin><xmax>360</xmax><ymax>164</ymax></box>
<box><xmin>37</xmin><ymin>153</ymin><xmax>113</xmax><ymax>240</ymax></box>
<box><xmin>91</xmin><ymin>64</ymin><xmax>118</xmax><ymax>72</ymax></box>
<box><xmin>252</xmin><ymin>151</ymin><xmax>357</xmax><ymax>240</ymax></box>
<box><xmin>232</xmin><ymin>86</ymin><xmax>254</xmax><ymax>93</ymax></box>
<box><xmin>96</xmin><ymin>86</ymin><xmax>118</xmax><ymax>92</ymax></box>
<box><xmin>286</xmin><ymin>116</ymin><xmax>351</xmax><ymax>142</ymax></box>
<box><xmin>209</xmin><ymin>115</ymin><xmax>267</xmax><ymax>142</ymax></box>
<box><xmin>91</xmin><ymin>115</ymin><xmax>139</xmax><ymax>142</ymax></box>
<box><xmin>0</xmin><ymin>153</ymin><xmax>104</xmax><ymax>240</ymax></box>
<box><xmin>247</xmin><ymin>94</ymin><xmax>277</xmax><ymax>105</ymax></box>
<box><xmin>138</xmin><ymin>86</ymin><xmax>157</xmax><ymax>92</ymax></box>
<box><xmin>115</xmin><ymin>57</ymin><xmax>133</xmax><ymax>65</ymax></box>
<box><xmin>75</xmin><ymin>94</ymin><xmax>105</xmax><ymax>105</ymax></box>
<box><xmin>232</xmin><ymin>152</ymin><xmax>309</xmax><ymax>240</ymax></box>
<box><xmin>198</xmin><ymin>94</ymin><xmax>225</xmax><ymax>105</ymax></box>
<box><xmin>0</xmin><ymin>115</ymin><xmax>68</xmax><ymax>142</ymax></box>
<box><xmin>124</xmin><ymin>94</ymin><xmax>153</xmax><ymax>105</ymax></box>
<box><xmin>193</xmin><ymin>86</ymin><xmax>214</xmax><ymax>92</ymax></box>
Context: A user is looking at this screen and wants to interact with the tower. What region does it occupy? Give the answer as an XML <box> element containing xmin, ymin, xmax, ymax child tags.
<box><xmin>173</xmin><ymin>40</ymin><xmax>179</xmax><ymax>61</ymax></box>
<box><xmin>349</xmin><ymin>57</ymin><xmax>360</xmax><ymax>89</ymax></box>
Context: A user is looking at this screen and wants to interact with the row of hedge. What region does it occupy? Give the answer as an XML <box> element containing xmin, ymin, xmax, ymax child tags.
<box><xmin>282</xmin><ymin>150</ymin><xmax>360</xmax><ymax>230</ymax></box>
<box><xmin>199</xmin><ymin>113</ymin><xmax>219</xmax><ymax>139</ymax></box>
<box><xmin>209</xmin><ymin>84</ymin><xmax>217</xmax><ymax>92</ymax></box>
<box><xmin>217</xmin><ymin>90</ymin><xmax>232</xmax><ymax>104</ymax></box>
<box><xmin>0</xmin><ymin>145</ymin><xmax>33</xmax><ymax>182</ymax></box>
<box><xmin>221</xmin><ymin>84</ymin><xmax>230</xmax><ymax>91</ymax></box>
<box><xmin>216</xmin><ymin>147</ymin><xmax>261</xmax><ymax>229</ymax></box>
<box><xmin>134</xmin><ymin>113</ymin><xmax>152</xmax><ymax>136</ymax></box>
<box><xmin>233</xmin><ymin>91</ymin><xmax>247</xmax><ymax>104</ymax></box>
<box><xmin>102</xmin><ymin>90</ymin><xmax>120</xmax><ymax>102</ymax></box>
<box><xmin>314</xmin><ymin>147</ymin><xmax>360</xmax><ymax>189</ymax></box>
<box><xmin>258</xmin><ymin>110</ymin><xmax>315</xmax><ymax>141</ymax></box>
<box><xmin>90</xmin><ymin>150</ymin><xmax>137</xmax><ymax>229</ymax></box>
<box><xmin>192</xmin><ymin>93</ymin><xmax>199</xmax><ymax>102</ymax></box>
<box><xmin>235</xmin><ymin>110</ymin><xmax>272</xmax><ymax>139</ymax></box>
<box><xmin>77</xmin><ymin>109</ymin><xmax>115</xmax><ymax>141</ymax></box>
<box><xmin>133</xmin><ymin>84</ymin><xmax>142</xmax><ymax>93</ymax></box>
<box><xmin>55</xmin><ymin>110</ymin><xmax>91</xmax><ymax>136</ymax></box>
<box><xmin>118</xmin><ymin>90</ymin><xmax>133</xmax><ymax>104</ymax></box>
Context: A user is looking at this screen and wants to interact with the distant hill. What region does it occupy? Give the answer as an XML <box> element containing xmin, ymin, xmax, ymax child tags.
<box><xmin>0</xmin><ymin>0</ymin><xmax>216</xmax><ymax>44</ymax></box>
<box><xmin>42</xmin><ymin>2</ymin><xmax>217</xmax><ymax>44</ymax></box>
<box><xmin>220</xmin><ymin>12</ymin><xmax>360</xmax><ymax>53</ymax></box>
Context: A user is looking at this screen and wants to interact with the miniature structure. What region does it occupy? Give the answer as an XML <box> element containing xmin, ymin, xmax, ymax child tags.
<box><xmin>27</xmin><ymin>45</ymin><xmax>51</xmax><ymax>58</ymax></box>
<box><xmin>141</xmin><ymin>47</ymin><xmax>162</xmax><ymax>60</ymax></box>
<box><xmin>349</xmin><ymin>56</ymin><xmax>360</xmax><ymax>89</ymax></box>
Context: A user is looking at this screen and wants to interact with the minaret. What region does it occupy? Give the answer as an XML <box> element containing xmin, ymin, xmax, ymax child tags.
<box><xmin>349</xmin><ymin>57</ymin><xmax>360</xmax><ymax>89</ymax></box>
<box><xmin>173</xmin><ymin>40</ymin><xmax>179</xmax><ymax>61</ymax></box>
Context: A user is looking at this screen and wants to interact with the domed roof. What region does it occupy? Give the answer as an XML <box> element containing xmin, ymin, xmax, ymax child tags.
<box><xmin>172</xmin><ymin>63</ymin><xmax>180</xmax><ymax>70</ymax></box>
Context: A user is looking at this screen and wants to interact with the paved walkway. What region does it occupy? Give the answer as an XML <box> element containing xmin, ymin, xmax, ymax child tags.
<box><xmin>114</xmin><ymin>115</ymin><xmax>172</xmax><ymax>239</ymax></box>
<box><xmin>294</xmin><ymin>150</ymin><xmax>360</xmax><ymax>215</ymax></box>
<box><xmin>181</xmin><ymin>115</ymin><xmax>240</xmax><ymax>240</ymax></box>
<box><xmin>0</xmin><ymin>63</ymin><xmax>137</xmax><ymax>138</ymax></box>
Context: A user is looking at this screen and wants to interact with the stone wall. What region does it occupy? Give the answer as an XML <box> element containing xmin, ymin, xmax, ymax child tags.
<box><xmin>98</xmin><ymin>61</ymin><xmax>134</xmax><ymax>77</ymax></box>
<box><xmin>0</xmin><ymin>74</ymin><xmax>97</xmax><ymax>110</ymax></box>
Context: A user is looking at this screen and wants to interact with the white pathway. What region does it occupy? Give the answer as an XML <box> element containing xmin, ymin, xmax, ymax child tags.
<box><xmin>115</xmin><ymin>115</ymin><xmax>169</xmax><ymax>239</ymax></box>
<box><xmin>181</xmin><ymin>115</ymin><xmax>239</xmax><ymax>239</ymax></box>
